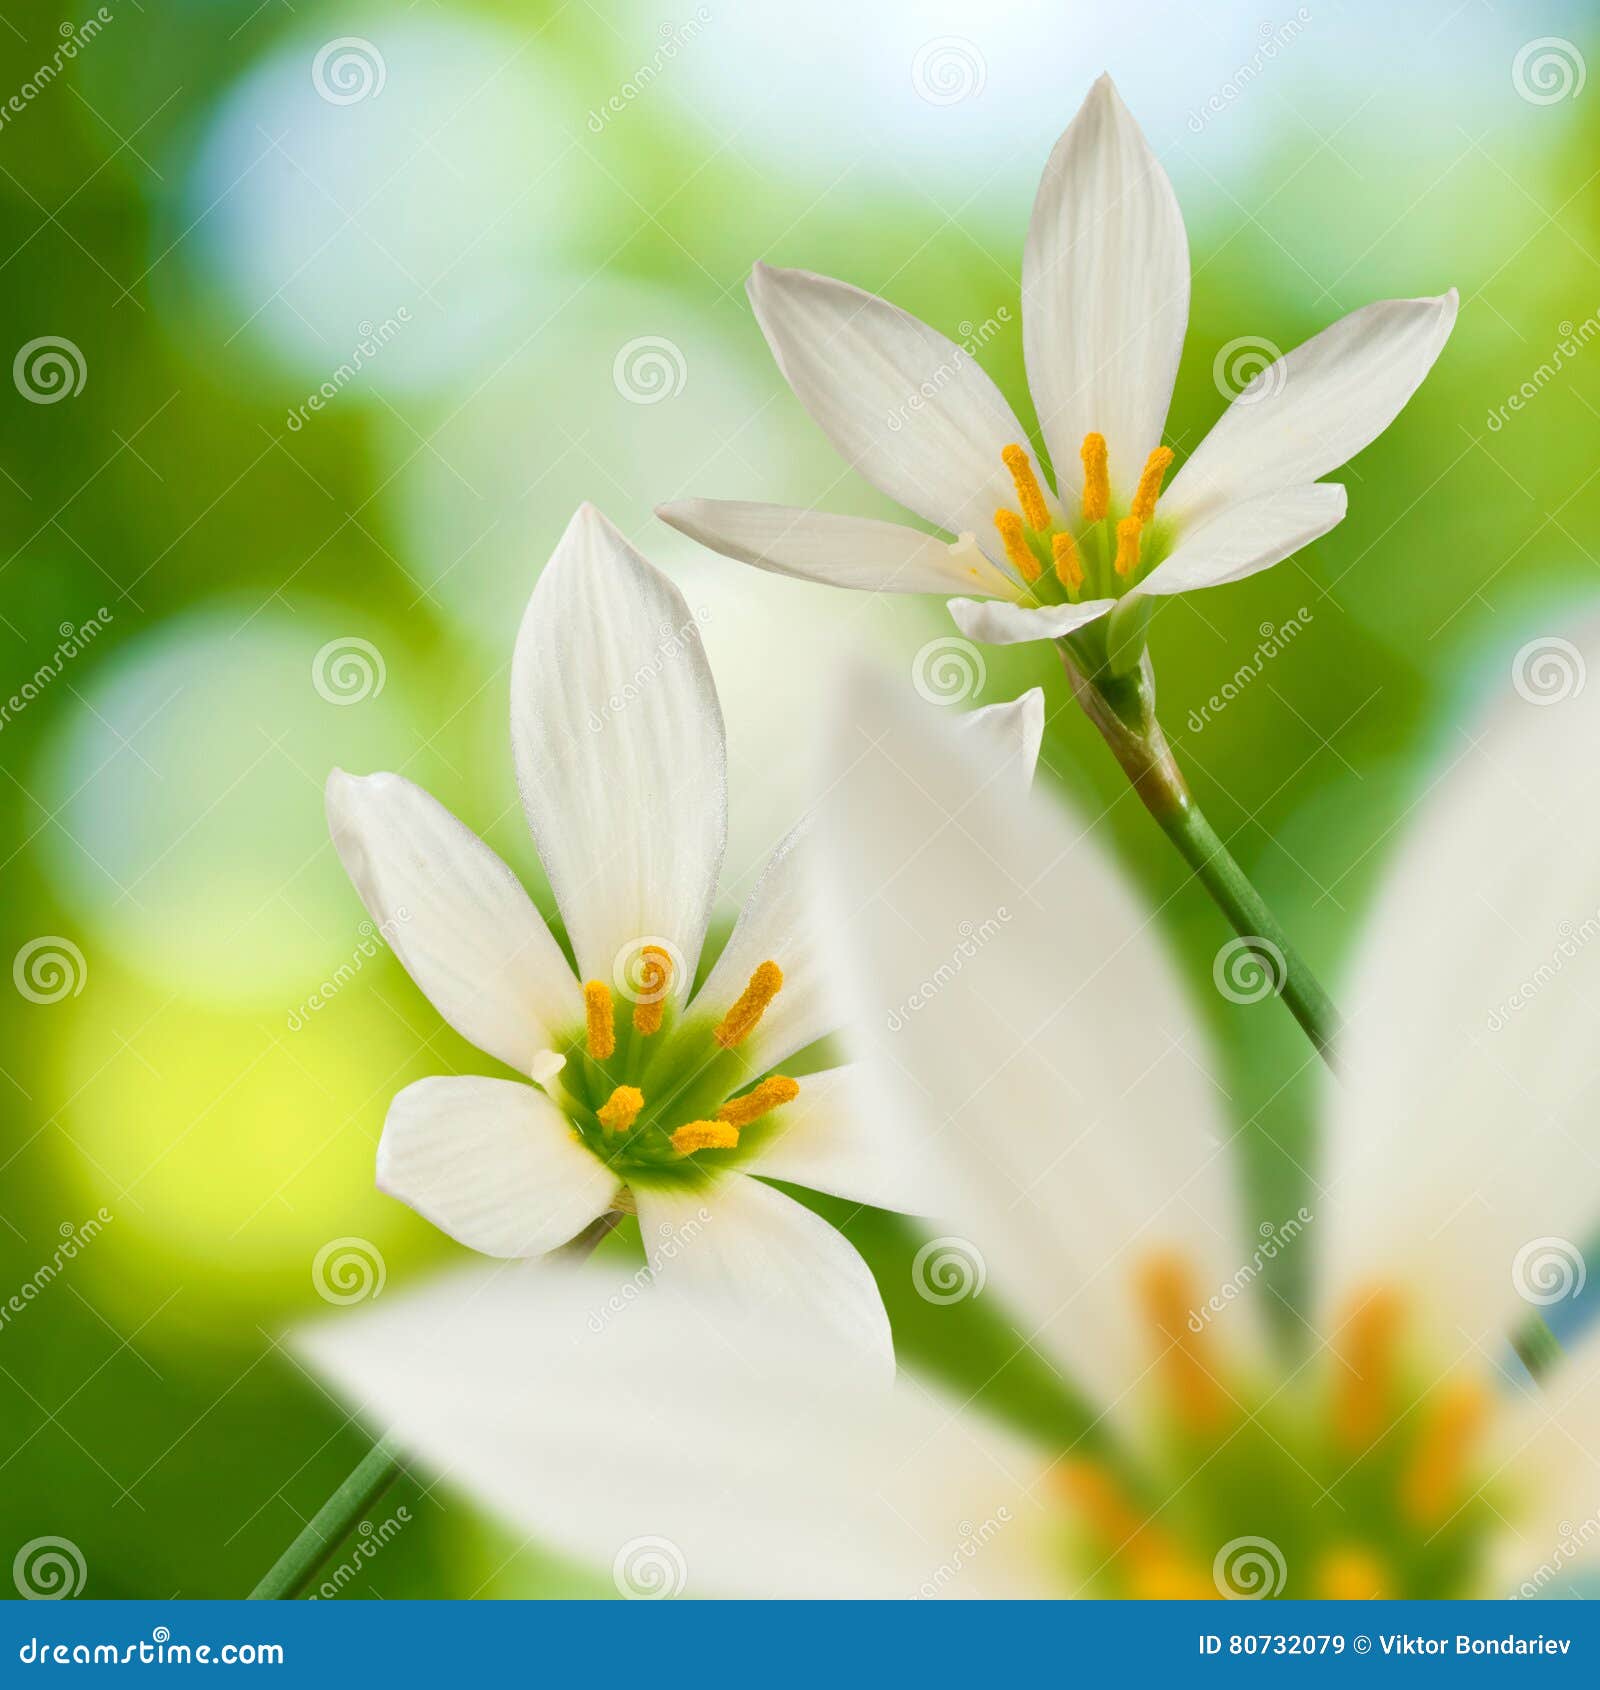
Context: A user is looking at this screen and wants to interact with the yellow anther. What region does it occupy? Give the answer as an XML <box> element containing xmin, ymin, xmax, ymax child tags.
<box><xmin>1000</xmin><ymin>443</ymin><xmax>1050</xmax><ymax>531</ymax></box>
<box><xmin>717</xmin><ymin>1075</ymin><xmax>799</xmax><ymax>1128</ymax></box>
<box><xmin>583</xmin><ymin>980</ymin><xmax>615</xmax><ymax>1060</ymax></box>
<box><xmin>1315</xmin><ymin>1548</ymin><xmax>1388</xmax><ymax>1600</ymax></box>
<box><xmin>1136</xmin><ymin>1253</ymin><xmax>1229</xmax><ymax>1433</ymax></box>
<box><xmin>631</xmin><ymin>945</ymin><xmax>673</xmax><ymax>1036</ymax></box>
<box><xmin>671</xmin><ymin>1120</ymin><xmax>740</xmax><ymax>1155</ymax></box>
<box><xmin>993</xmin><ymin>509</ymin><xmax>1041</xmax><ymax>582</ymax></box>
<box><xmin>1128</xmin><ymin>1555</ymin><xmax>1217</xmax><ymax>1601</ymax></box>
<box><xmin>1114</xmin><ymin>515</ymin><xmax>1143</xmax><ymax>578</ymax></box>
<box><xmin>1333</xmin><ymin>1289</ymin><xmax>1402</xmax><ymax>1450</ymax></box>
<box><xmin>1079</xmin><ymin>431</ymin><xmax>1110</xmax><ymax>522</ymax></box>
<box><xmin>596</xmin><ymin>1085</ymin><xmax>644</xmax><ymax>1133</ymax></box>
<box><xmin>1129</xmin><ymin>446</ymin><xmax>1174</xmax><ymax>522</ymax></box>
<box><xmin>1401</xmin><ymin>1381</ymin><xmax>1489</xmax><ymax>1525</ymax></box>
<box><xmin>713</xmin><ymin>960</ymin><xmax>784</xmax><ymax>1049</ymax></box>
<box><xmin>1056</xmin><ymin>1461</ymin><xmax>1145</xmax><ymax>1546</ymax></box>
<box><xmin>1051</xmin><ymin>531</ymin><xmax>1083</xmax><ymax>592</ymax></box>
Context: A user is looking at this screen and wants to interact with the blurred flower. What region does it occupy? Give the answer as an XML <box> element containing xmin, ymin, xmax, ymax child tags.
<box><xmin>326</xmin><ymin>506</ymin><xmax>1039</xmax><ymax>1362</ymax></box>
<box><xmin>661</xmin><ymin>76</ymin><xmax>1456</xmax><ymax>673</ymax></box>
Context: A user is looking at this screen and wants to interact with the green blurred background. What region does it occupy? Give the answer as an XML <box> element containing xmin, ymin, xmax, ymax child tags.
<box><xmin>2</xmin><ymin>0</ymin><xmax>1597</xmax><ymax>1597</ymax></box>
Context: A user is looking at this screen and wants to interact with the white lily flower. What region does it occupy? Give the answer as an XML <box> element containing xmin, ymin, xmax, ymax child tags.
<box><xmin>325</xmin><ymin>505</ymin><xmax>1042</xmax><ymax>1363</ymax></box>
<box><xmin>659</xmin><ymin>75</ymin><xmax>1456</xmax><ymax>667</ymax></box>
<box><xmin>306</xmin><ymin>645</ymin><xmax>1600</xmax><ymax>1598</ymax></box>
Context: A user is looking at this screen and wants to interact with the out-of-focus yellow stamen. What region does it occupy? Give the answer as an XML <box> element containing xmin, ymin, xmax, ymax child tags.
<box><xmin>596</xmin><ymin>1085</ymin><xmax>644</xmax><ymax>1133</ymax></box>
<box><xmin>1051</xmin><ymin>531</ymin><xmax>1083</xmax><ymax>592</ymax></box>
<box><xmin>1129</xmin><ymin>447</ymin><xmax>1174</xmax><ymax>523</ymax></box>
<box><xmin>1058</xmin><ymin>1462</ymin><xmax>1211</xmax><ymax>1598</ymax></box>
<box><xmin>1136</xmin><ymin>1253</ymin><xmax>1228</xmax><ymax>1432</ymax></box>
<box><xmin>583</xmin><ymin>980</ymin><xmax>615</xmax><ymax>1060</ymax></box>
<box><xmin>1315</xmin><ymin>1547</ymin><xmax>1388</xmax><ymax>1600</ymax></box>
<box><xmin>1001</xmin><ymin>442</ymin><xmax>1050</xmax><ymax>531</ymax></box>
<box><xmin>671</xmin><ymin>1120</ymin><xmax>740</xmax><ymax>1154</ymax></box>
<box><xmin>1401</xmin><ymin>1381</ymin><xmax>1489</xmax><ymax>1525</ymax></box>
<box><xmin>1333</xmin><ymin>1289</ymin><xmax>1402</xmax><ymax>1450</ymax></box>
<box><xmin>631</xmin><ymin>945</ymin><xmax>673</xmax><ymax>1036</ymax></box>
<box><xmin>1114</xmin><ymin>515</ymin><xmax>1143</xmax><ymax>578</ymax></box>
<box><xmin>1128</xmin><ymin>1555</ymin><xmax>1217</xmax><ymax>1601</ymax></box>
<box><xmin>717</xmin><ymin>1075</ymin><xmax>800</xmax><ymax>1128</ymax></box>
<box><xmin>1056</xmin><ymin>1461</ymin><xmax>1145</xmax><ymax>1546</ymax></box>
<box><xmin>714</xmin><ymin>961</ymin><xmax>784</xmax><ymax>1049</ymax></box>
<box><xmin>993</xmin><ymin>509</ymin><xmax>1041</xmax><ymax>582</ymax></box>
<box><xmin>1080</xmin><ymin>432</ymin><xmax>1110</xmax><ymax>522</ymax></box>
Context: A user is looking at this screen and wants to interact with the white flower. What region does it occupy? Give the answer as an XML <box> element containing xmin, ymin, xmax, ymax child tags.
<box><xmin>325</xmin><ymin>504</ymin><xmax>1041</xmax><ymax>1365</ymax></box>
<box><xmin>306</xmin><ymin>635</ymin><xmax>1600</xmax><ymax>1597</ymax></box>
<box><xmin>658</xmin><ymin>75</ymin><xmax>1456</xmax><ymax>667</ymax></box>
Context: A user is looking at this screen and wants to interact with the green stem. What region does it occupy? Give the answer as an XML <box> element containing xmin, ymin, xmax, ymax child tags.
<box><xmin>1512</xmin><ymin>1312</ymin><xmax>1564</xmax><ymax>1381</ymax></box>
<box><xmin>248</xmin><ymin>1438</ymin><xmax>404</xmax><ymax>1600</ymax></box>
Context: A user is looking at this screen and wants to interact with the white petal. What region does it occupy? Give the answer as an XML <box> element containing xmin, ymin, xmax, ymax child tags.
<box><xmin>511</xmin><ymin>505</ymin><xmax>727</xmax><ymax>991</ymax></box>
<box><xmin>947</xmin><ymin>594</ymin><xmax>1114</xmax><ymax>646</ymax></box>
<box><xmin>741</xmin><ymin>1064</ymin><xmax>947</xmax><ymax>1216</ymax></box>
<box><xmin>818</xmin><ymin>670</ymin><xmax>1256</xmax><ymax>1418</ymax></box>
<box><xmin>748</xmin><ymin>262</ymin><xmax>1047</xmax><ymax>542</ymax></box>
<box><xmin>377</xmin><ymin>1076</ymin><xmax>617</xmax><ymax>1257</ymax></box>
<box><xmin>1131</xmin><ymin>483</ymin><xmax>1347</xmax><ymax>599</ymax></box>
<box><xmin>690</xmin><ymin>822</ymin><xmax>829</xmax><ymax>1073</ymax></box>
<box><xmin>1319</xmin><ymin>608</ymin><xmax>1600</xmax><ymax>1359</ymax></box>
<box><xmin>1022</xmin><ymin>74</ymin><xmax>1189</xmax><ymax>500</ymax></box>
<box><xmin>655</xmin><ymin>499</ymin><xmax>1016</xmax><ymax>598</ymax></box>
<box><xmin>326</xmin><ymin>769</ymin><xmax>577</xmax><ymax>1073</ymax></box>
<box><xmin>1166</xmin><ymin>291</ymin><xmax>1458</xmax><ymax>528</ymax></box>
<box><xmin>635</xmin><ymin>1174</ymin><xmax>893</xmax><ymax>1376</ymax></box>
<box><xmin>957</xmin><ymin>688</ymin><xmax>1046</xmax><ymax>791</ymax></box>
<box><xmin>296</xmin><ymin>1262</ymin><xmax>1054</xmax><ymax>1597</ymax></box>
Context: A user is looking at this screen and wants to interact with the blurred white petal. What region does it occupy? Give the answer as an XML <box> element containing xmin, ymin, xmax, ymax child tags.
<box><xmin>957</xmin><ymin>688</ymin><xmax>1046</xmax><ymax>791</ymax></box>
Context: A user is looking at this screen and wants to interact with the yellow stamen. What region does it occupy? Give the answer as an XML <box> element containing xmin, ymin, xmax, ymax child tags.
<box><xmin>631</xmin><ymin>945</ymin><xmax>673</xmax><ymax>1036</ymax></box>
<box><xmin>1128</xmin><ymin>1555</ymin><xmax>1218</xmax><ymax>1601</ymax></box>
<box><xmin>1057</xmin><ymin>1462</ymin><xmax>1212</xmax><ymax>1598</ymax></box>
<box><xmin>583</xmin><ymin>980</ymin><xmax>615</xmax><ymax>1060</ymax></box>
<box><xmin>713</xmin><ymin>960</ymin><xmax>784</xmax><ymax>1049</ymax></box>
<box><xmin>1401</xmin><ymin>1381</ymin><xmax>1489</xmax><ymax>1525</ymax></box>
<box><xmin>1129</xmin><ymin>446</ymin><xmax>1174</xmax><ymax>522</ymax></box>
<box><xmin>596</xmin><ymin>1085</ymin><xmax>644</xmax><ymax>1133</ymax></box>
<box><xmin>1136</xmin><ymin>1253</ymin><xmax>1229</xmax><ymax>1432</ymax></box>
<box><xmin>1114</xmin><ymin>515</ymin><xmax>1143</xmax><ymax>578</ymax></box>
<box><xmin>1333</xmin><ymin>1289</ymin><xmax>1401</xmax><ymax>1450</ymax></box>
<box><xmin>671</xmin><ymin>1120</ymin><xmax>740</xmax><ymax>1155</ymax></box>
<box><xmin>1315</xmin><ymin>1547</ymin><xmax>1388</xmax><ymax>1600</ymax></box>
<box><xmin>1051</xmin><ymin>530</ymin><xmax>1083</xmax><ymax>592</ymax></box>
<box><xmin>1079</xmin><ymin>432</ymin><xmax>1109</xmax><ymax>522</ymax></box>
<box><xmin>993</xmin><ymin>509</ymin><xmax>1041</xmax><ymax>582</ymax></box>
<box><xmin>1001</xmin><ymin>442</ymin><xmax>1049</xmax><ymax>531</ymax></box>
<box><xmin>717</xmin><ymin>1075</ymin><xmax>800</xmax><ymax>1128</ymax></box>
<box><xmin>1056</xmin><ymin>1461</ymin><xmax>1145</xmax><ymax>1546</ymax></box>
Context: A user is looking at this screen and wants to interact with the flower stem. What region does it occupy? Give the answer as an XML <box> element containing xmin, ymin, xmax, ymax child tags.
<box><xmin>1058</xmin><ymin>645</ymin><xmax>1341</xmax><ymax>1068</ymax></box>
<box><xmin>1512</xmin><ymin>1312</ymin><xmax>1564</xmax><ymax>1381</ymax></box>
